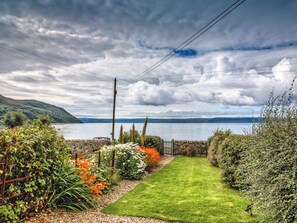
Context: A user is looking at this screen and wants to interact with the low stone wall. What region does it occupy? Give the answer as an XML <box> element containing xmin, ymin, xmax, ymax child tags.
<box><xmin>173</xmin><ymin>140</ymin><xmax>207</xmax><ymax>156</ymax></box>
<box><xmin>66</xmin><ymin>139</ymin><xmax>111</xmax><ymax>154</ymax></box>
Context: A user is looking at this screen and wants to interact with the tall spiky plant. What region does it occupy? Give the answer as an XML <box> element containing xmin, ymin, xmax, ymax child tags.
<box><xmin>119</xmin><ymin>124</ymin><xmax>124</xmax><ymax>144</ymax></box>
<box><xmin>131</xmin><ymin>123</ymin><xmax>136</xmax><ymax>143</ymax></box>
<box><xmin>141</xmin><ymin>117</ymin><xmax>148</xmax><ymax>146</ymax></box>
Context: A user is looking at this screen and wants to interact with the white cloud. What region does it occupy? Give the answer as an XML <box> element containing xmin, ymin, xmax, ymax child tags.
<box><xmin>128</xmin><ymin>81</ymin><xmax>176</xmax><ymax>105</ymax></box>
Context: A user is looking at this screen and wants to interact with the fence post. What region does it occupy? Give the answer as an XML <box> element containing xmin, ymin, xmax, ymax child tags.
<box><xmin>111</xmin><ymin>150</ymin><xmax>115</xmax><ymax>168</ymax></box>
<box><xmin>75</xmin><ymin>153</ymin><xmax>78</xmax><ymax>167</ymax></box>
<box><xmin>171</xmin><ymin>139</ymin><xmax>175</xmax><ymax>156</ymax></box>
<box><xmin>161</xmin><ymin>139</ymin><xmax>164</xmax><ymax>156</ymax></box>
<box><xmin>1</xmin><ymin>155</ymin><xmax>7</xmax><ymax>198</ymax></box>
<box><xmin>98</xmin><ymin>150</ymin><xmax>101</xmax><ymax>168</ymax></box>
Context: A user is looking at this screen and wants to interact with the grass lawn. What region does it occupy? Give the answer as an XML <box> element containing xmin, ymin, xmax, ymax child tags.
<box><xmin>102</xmin><ymin>157</ymin><xmax>257</xmax><ymax>223</ymax></box>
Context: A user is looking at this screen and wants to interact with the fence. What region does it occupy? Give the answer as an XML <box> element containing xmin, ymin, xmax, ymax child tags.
<box><xmin>0</xmin><ymin>156</ymin><xmax>36</xmax><ymax>204</ymax></box>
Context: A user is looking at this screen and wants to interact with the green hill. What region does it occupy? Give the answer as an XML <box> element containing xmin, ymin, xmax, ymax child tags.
<box><xmin>0</xmin><ymin>94</ymin><xmax>81</xmax><ymax>123</ymax></box>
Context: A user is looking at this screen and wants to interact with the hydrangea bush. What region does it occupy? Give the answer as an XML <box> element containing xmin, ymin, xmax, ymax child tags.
<box><xmin>102</xmin><ymin>143</ymin><xmax>147</xmax><ymax>180</ymax></box>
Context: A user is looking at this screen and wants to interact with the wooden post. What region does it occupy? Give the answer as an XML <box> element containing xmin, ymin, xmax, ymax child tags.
<box><xmin>111</xmin><ymin>78</ymin><xmax>117</xmax><ymax>142</ymax></box>
<box><xmin>171</xmin><ymin>139</ymin><xmax>175</xmax><ymax>156</ymax></box>
<box><xmin>111</xmin><ymin>78</ymin><xmax>117</xmax><ymax>170</ymax></box>
<box><xmin>161</xmin><ymin>139</ymin><xmax>164</xmax><ymax>156</ymax></box>
<box><xmin>75</xmin><ymin>153</ymin><xmax>78</xmax><ymax>167</ymax></box>
<box><xmin>98</xmin><ymin>150</ymin><xmax>101</xmax><ymax>168</ymax></box>
<box><xmin>1</xmin><ymin>156</ymin><xmax>7</xmax><ymax>198</ymax></box>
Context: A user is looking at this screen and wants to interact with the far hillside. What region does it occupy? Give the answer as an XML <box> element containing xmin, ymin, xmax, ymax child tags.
<box><xmin>0</xmin><ymin>94</ymin><xmax>81</xmax><ymax>123</ymax></box>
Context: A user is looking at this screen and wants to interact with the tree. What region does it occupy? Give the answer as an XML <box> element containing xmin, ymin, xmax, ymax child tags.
<box><xmin>2</xmin><ymin>111</ymin><xmax>27</xmax><ymax>128</ymax></box>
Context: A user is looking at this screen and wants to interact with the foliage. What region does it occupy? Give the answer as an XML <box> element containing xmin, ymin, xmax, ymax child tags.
<box><xmin>2</xmin><ymin>111</ymin><xmax>27</xmax><ymax>128</ymax></box>
<box><xmin>144</xmin><ymin>135</ymin><xmax>164</xmax><ymax>156</ymax></box>
<box><xmin>219</xmin><ymin>134</ymin><xmax>252</xmax><ymax>189</ymax></box>
<box><xmin>140</xmin><ymin>146</ymin><xmax>161</xmax><ymax>171</ymax></box>
<box><xmin>47</xmin><ymin>162</ymin><xmax>96</xmax><ymax>211</ymax></box>
<box><xmin>76</xmin><ymin>156</ymin><xmax>109</xmax><ymax>197</ymax></box>
<box><xmin>241</xmin><ymin>88</ymin><xmax>297</xmax><ymax>223</ymax></box>
<box><xmin>207</xmin><ymin>129</ymin><xmax>232</xmax><ymax>166</ymax></box>
<box><xmin>34</xmin><ymin>115</ymin><xmax>52</xmax><ymax>126</ymax></box>
<box><xmin>120</xmin><ymin>128</ymin><xmax>141</xmax><ymax>144</ymax></box>
<box><xmin>179</xmin><ymin>144</ymin><xmax>197</xmax><ymax>156</ymax></box>
<box><xmin>102</xmin><ymin>143</ymin><xmax>146</xmax><ymax>180</ymax></box>
<box><xmin>102</xmin><ymin>157</ymin><xmax>255</xmax><ymax>223</ymax></box>
<box><xmin>0</xmin><ymin>120</ymin><xmax>71</xmax><ymax>222</ymax></box>
<box><xmin>141</xmin><ymin>117</ymin><xmax>148</xmax><ymax>146</ymax></box>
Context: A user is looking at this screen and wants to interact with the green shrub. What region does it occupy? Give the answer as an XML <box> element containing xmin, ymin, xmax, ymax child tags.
<box><xmin>144</xmin><ymin>135</ymin><xmax>164</xmax><ymax>155</ymax></box>
<box><xmin>2</xmin><ymin>111</ymin><xmax>27</xmax><ymax>128</ymax></box>
<box><xmin>0</xmin><ymin>119</ymin><xmax>96</xmax><ymax>222</ymax></box>
<box><xmin>179</xmin><ymin>144</ymin><xmax>197</xmax><ymax>157</ymax></box>
<box><xmin>207</xmin><ymin>129</ymin><xmax>231</xmax><ymax>166</ymax></box>
<box><xmin>219</xmin><ymin>134</ymin><xmax>252</xmax><ymax>189</ymax></box>
<box><xmin>242</xmin><ymin>88</ymin><xmax>297</xmax><ymax>223</ymax></box>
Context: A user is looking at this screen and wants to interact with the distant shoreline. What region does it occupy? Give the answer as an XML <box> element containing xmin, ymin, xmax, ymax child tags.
<box><xmin>79</xmin><ymin>117</ymin><xmax>262</xmax><ymax>124</ymax></box>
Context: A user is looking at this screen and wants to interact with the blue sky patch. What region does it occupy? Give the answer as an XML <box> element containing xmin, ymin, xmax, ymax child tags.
<box><xmin>173</xmin><ymin>49</ymin><xmax>198</xmax><ymax>57</ymax></box>
<box><xmin>139</xmin><ymin>41</ymin><xmax>198</xmax><ymax>58</ymax></box>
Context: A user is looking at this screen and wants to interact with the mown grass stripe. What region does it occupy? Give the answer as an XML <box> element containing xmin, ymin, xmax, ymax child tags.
<box><xmin>102</xmin><ymin>157</ymin><xmax>257</xmax><ymax>223</ymax></box>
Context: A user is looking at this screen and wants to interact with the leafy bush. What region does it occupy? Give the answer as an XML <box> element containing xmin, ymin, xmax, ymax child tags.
<box><xmin>144</xmin><ymin>135</ymin><xmax>164</xmax><ymax>155</ymax></box>
<box><xmin>179</xmin><ymin>144</ymin><xmax>197</xmax><ymax>156</ymax></box>
<box><xmin>242</xmin><ymin>88</ymin><xmax>297</xmax><ymax>223</ymax></box>
<box><xmin>2</xmin><ymin>111</ymin><xmax>27</xmax><ymax>128</ymax></box>
<box><xmin>0</xmin><ymin>121</ymin><xmax>70</xmax><ymax>222</ymax></box>
<box><xmin>47</xmin><ymin>163</ymin><xmax>96</xmax><ymax>211</ymax></box>
<box><xmin>103</xmin><ymin>143</ymin><xmax>146</xmax><ymax>180</ymax></box>
<box><xmin>219</xmin><ymin>134</ymin><xmax>252</xmax><ymax>189</ymax></box>
<box><xmin>207</xmin><ymin>129</ymin><xmax>231</xmax><ymax>166</ymax></box>
<box><xmin>140</xmin><ymin>146</ymin><xmax>161</xmax><ymax>171</ymax></box>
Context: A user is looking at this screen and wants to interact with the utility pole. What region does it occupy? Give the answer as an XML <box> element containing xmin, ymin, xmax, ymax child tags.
<box><xmin>111</xmin><ymin>78</ymin><xmax>117</xmax><ymax>141</ymax></box>
<box><xmin>111</xmin><ymin>78</ymin><xmax>117</xmax><ymax>170</ymax></box>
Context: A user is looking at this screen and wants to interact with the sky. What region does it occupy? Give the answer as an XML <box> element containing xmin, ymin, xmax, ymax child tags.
<box><xmin>0</xmin><ymin>0</ymin><xmax>297</xmax><ymax>118</ymax></box>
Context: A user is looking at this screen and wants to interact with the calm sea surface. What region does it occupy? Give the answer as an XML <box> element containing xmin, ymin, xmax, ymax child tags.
<box><xmin>53</xmin><ymin>123</ymin><xmax>253</xmax><ymax>141</ymax></box>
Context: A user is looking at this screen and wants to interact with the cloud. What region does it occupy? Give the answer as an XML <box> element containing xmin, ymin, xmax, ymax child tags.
<box><xmin>0</xmin><ymin>0</ymin><xmax>297</xmax><ymax>117</ymax></box>
<box><xmin>126</xmin><ymin>57</ymin><xmax>297</xmax><ymax>108</ymax></box>
<box><xmin>128</xmin><ymin>81</ymin><xmax>176</xmax><ymax>105</ymax></box>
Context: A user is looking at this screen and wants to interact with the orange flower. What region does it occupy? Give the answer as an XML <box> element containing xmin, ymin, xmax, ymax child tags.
<box><xmin>140</xmin><ymin>146</ymin><xmax>161</xmax><ymax>170</ymax></box>
<box><xmin>76</xmin><ymin>157</ymin><xmax>109</xmax><ymax>197</ymax></box>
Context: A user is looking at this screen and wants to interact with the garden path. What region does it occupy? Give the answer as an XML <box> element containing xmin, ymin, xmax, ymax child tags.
<box><xmin>26</xmin><ymin>156</ymin><xmax>176</xmax><ymax>223</ymax></box>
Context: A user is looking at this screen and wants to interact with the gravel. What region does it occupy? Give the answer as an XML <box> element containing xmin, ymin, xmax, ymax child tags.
<box><xmin>26</xmin><ymin>156</ymin><xmax>176</xmax><ymax>223</ymax></box>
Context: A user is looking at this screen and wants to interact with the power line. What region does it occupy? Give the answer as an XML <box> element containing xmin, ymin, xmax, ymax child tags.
<box><xmin>129</xmin><ymin>0</ymin><xmax>247</xmax><ymax>82</ymax></box>
<box><xmin>0</xmin><ymin>43</ymin><xmax>113</xmax><ymax>82</ymax></box>
<box><xmin>125</xmin><ymin>61</ymin><xmax>297</xmax><ymax>82</ymax></box>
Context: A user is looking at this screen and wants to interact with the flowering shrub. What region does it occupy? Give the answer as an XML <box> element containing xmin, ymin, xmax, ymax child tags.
<box><xmin>140</xmin><ymin>146</ymin><xmax>161</xmax><ymax>171</ymax></box>
<box><xmin>103</xmin><ymin>143</ymin><xmax>146</xmax><ymax>180</ymax></box>
<box><xmin>76</xmin><ymin>157</ymin><xmax>109</xmax><ymax>197</ymax></box>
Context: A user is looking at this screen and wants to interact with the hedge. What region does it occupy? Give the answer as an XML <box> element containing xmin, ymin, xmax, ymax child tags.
<box><xmin>207</xmin><ymin>129</ymin><xmax>231</xmax><ymax>166</ymax></box>
<box><xmin>219</xmin><ymin>134</ymin><xmax>252</xmax><ymax>190</ymax></box>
